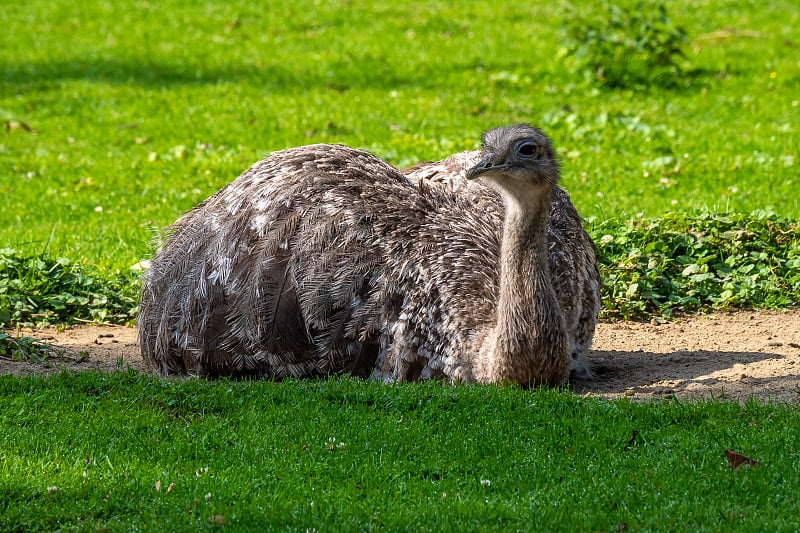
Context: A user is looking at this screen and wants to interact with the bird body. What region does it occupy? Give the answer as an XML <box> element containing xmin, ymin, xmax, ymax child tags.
<box><xmin>139</xmin><ymin>125</ymin><xmax>593</xmax><ymax>385</ymax></box>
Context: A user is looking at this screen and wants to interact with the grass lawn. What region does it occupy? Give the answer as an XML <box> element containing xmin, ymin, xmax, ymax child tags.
<box><xmin>2</xmin><ymin>372</ymin><xmax>799</xmax><ymax>531</ymax></box>
<box><xmin>1</xmin><ymin>0</ymin><xmax>798</xmax><ymax>271</ymax></box>
<box><xmin>1</xmin><ymin>0</ymin><xmax>800</xmax><ymax>529</ymax></box>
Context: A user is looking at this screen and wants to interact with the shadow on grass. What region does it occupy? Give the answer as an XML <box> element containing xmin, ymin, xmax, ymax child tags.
<box><xmin>0</xmin><ymin>56</ymin><xmax>454</xmax><ymax>91</ymax></box>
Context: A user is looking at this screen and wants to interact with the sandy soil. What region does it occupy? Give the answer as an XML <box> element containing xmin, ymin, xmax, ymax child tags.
<box><xmin>3</xmin><ymin>310</ymin><xmax>799</xmax><ymax>403</ymax></box>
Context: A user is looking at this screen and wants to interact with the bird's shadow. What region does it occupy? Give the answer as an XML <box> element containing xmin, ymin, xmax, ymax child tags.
<box><xmin>570</xmin><ymin>348</ymin><xmax>799</xmax><ymax>401</ymax></box>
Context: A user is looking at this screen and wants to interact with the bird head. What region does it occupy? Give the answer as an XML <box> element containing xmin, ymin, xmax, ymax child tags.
<box><xmin>465</xmin><ymin>125</ymin><xmax>559</xmax><ymax>199</ymax></box>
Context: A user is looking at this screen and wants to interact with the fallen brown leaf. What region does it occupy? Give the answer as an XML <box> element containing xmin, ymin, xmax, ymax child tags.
<box><xmin>724</xmin><ymin>449</ymin><xmax>761</xmax><ymax>469</ymax></box>
<box><xmin>208</xmin><ymin>515</ymin><xmax>227</xmax><ymax>525</ymax></box>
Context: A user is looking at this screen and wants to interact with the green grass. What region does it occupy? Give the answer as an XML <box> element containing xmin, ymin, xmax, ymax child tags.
<box><xmin>1</xmin><ymin>372</ymin><xmax>798</xmax><ymax>531</ymax></box>
<box><xmin>1</xmin><ymin>0</ymin><xmax>799</xmax><ymax>272</ymax></box>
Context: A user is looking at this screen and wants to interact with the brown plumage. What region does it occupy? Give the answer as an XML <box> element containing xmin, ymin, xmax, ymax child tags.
<box><xmin>138</xmin><ymin>124</ymin><xmax>592</xmax><ymax>385</ymax></box>
<box><xmin>404</xmin><ymin>148</ymin><xmax>600</xmax><ymax>379</ymax></box>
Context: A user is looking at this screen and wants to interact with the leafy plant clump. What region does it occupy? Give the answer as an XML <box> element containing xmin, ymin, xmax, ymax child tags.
<box><xmin>561</xmin><ymin>1</ymin><xmax>688</xmax><ymax>88</ymax></box>
<box><xmin>0</xmin><ymin>248</ymin><xmax>139</xmax><ymax>328</ymax></box>
<box><xmin>0</xmin><ymin>332</ymin><xmax>56</xmax><ymax>363</ymax></box>
<box><xmin>592</xmin><ymin>210</ymin><xmax>800</xmax><ymax>319</ymax></box>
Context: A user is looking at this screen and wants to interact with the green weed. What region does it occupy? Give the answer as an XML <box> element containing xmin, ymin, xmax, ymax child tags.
<box><xmin>561</xmin><ymin>1</ymin><xmax>689</xmax><ymax>87</ymax></box>
<box><xmin>592</xmin><ymin>210</ymin><xmax>800</xmax><ymax>318</ymax></box>
<box><xmin>0</xmin><ymin>248</ymin><xmax>137</xmax><ymax>328</ymax></box>
<box><xmin>0</xmin><ymin>332</ymin><xmax>55</xmax><ymax>364</ymax></box>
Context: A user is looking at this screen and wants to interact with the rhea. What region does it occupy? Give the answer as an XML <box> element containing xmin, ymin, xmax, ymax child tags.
<box><xmin>138</xmin><ymin>124</ymin><xmax>584</xmax><ymax>385</ymax></box>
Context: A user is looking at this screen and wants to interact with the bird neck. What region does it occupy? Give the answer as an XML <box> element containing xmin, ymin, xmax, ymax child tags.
<box><xmin>481</xmin><ymin>191</ymin><xmax>569</xmax><ymax>386</ymax></box>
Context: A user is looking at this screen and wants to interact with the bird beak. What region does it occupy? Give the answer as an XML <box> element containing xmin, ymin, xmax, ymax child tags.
<box><xmin>465</xmin><ymin>154</ymin><xmax>498</xmax><ymax>180</ymax></box>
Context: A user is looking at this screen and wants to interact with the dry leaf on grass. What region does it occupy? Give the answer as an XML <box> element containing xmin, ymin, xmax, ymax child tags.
<box><xmin>724</xmin><ymin>449</ymin><xmax>761</xmax><ymax>469</ymax></box>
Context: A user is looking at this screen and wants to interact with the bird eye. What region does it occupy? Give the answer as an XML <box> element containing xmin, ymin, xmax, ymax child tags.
<box><xmin>514</xmin><ymin>141</ymin><xmax>538</xmax><ymax>158</ymax></box>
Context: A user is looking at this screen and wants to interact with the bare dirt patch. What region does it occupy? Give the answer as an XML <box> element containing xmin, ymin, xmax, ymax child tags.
<box><xmin>574</xmin><ymin>309</ymin><xmax>800</xmax><ymax>403</ymax></box>
<box><xmin>3</xmin><ymin>310</ymin><xmax>799</xmax><ymax>403</ymax></box>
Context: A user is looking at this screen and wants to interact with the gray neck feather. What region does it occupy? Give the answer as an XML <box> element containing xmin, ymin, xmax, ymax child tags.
<box><xmin>479</xmin><ymin>189</ymin><xmax>568</xmax><ymax>385</ymax></box>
